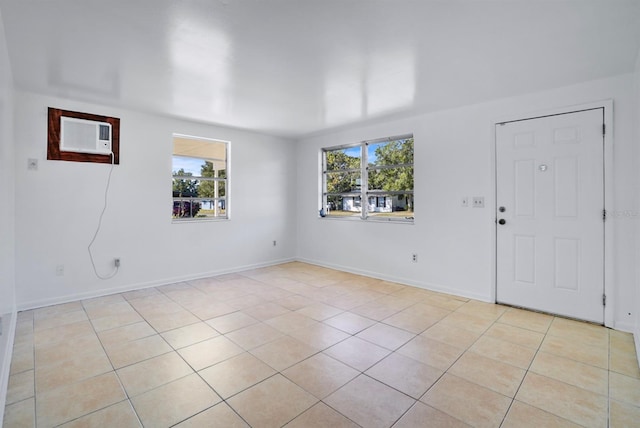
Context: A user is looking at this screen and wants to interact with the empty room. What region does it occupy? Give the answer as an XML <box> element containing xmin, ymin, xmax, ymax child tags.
<box><xmin>1</xmin><ymin>0</ymin><xmax>640</xmax><ymax>427</ymax></box>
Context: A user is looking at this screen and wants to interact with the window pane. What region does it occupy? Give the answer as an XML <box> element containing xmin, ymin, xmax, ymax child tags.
<box><xmin>326</xmin><ymin>147</ymin><xmax>361</xmax><ymax>171</ymax></box>
<box><xmin>368</xmin><ymin>166</ymin><xmax>414</xmax><ymax>192</ymax></box>
<box><xmin>326</xmin><ymin>171</ymin><xmax>361</xmax><ymax>194</ymax></box>
<box><xmin>367</xmin><ymin>194</ymin><xmax>414</xmax><ymax>218</ymax></box>
<box><xmin>324</xmin><ymin>195</ymin><xmax>362</xmax><ymax>217</ymax></box>
<box><xmin>172</xmin><ymin>156</ymin><xmax>203</xmax><ymax>176</ymax></box>
<box><xmin>172</xmin><ymin>178</ymin><xmax>199</xmax><ymax>197</ymax></box>
<box><xmin>367</xmin><ymin>138</ymin><xmax>413</xmax><ymax>166</ymax></box>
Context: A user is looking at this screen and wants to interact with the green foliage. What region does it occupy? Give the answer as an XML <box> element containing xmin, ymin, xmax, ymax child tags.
<box><xmin>197</xmin><ymin>161</ymin><xmax>226</xmax><ymax>198</ymax></box>
<box><xmin>368</xmin><ymin>138</ymin><xmax>414</xmax><ymax>194</ymax></box>
<box><xmin>325</xmin><ymin>149</ymin><xmax>361</xmax><ymax>194</ymax></box>
<box><xmin>172</xmin><ymin>168</ymin><xmax>198</xmax><ymax>196</ymax></box>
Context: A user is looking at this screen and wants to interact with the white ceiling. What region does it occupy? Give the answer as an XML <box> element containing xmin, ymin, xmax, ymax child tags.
<box><xmin>2</xmin><ymin>0</ymin><xmax>640</xmax><ymax>138</ymax></box>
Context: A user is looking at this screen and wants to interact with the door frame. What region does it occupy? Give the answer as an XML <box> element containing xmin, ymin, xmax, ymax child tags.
<box><xmin>490</xmin><ymin>100</ymin><xmax>613</xmax><ymax>327</ymax></box>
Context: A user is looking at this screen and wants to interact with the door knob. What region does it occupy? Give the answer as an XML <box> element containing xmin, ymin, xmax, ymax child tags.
<box><xmin>498</xmin><ymin>219</ymin><xmax>506</xmax><ymax>225</ymax></box>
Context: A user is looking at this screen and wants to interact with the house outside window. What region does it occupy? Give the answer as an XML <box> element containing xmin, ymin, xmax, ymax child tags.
<box><xmin>322</xmin><ymin>134</ymin><xmax>414</xmax><ymax>222</ymax></box>
<box><xmin>172</xmin><ymin>134</ymin><xmax>229</xmax><ymax>221</ymax></box>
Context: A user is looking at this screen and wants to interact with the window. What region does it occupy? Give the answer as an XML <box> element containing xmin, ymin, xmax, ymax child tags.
<box><xmin>172</xmin><ymin>134</ymin><xmax>228</xmax><ymax>221</ymax></box>
<box><xmin>322</xmin><ymin>134</ymin><xmax>414</xmax><ymax>222</ymax></box>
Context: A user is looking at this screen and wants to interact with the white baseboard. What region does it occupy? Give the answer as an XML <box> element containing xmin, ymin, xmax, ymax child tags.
<box><xmin>0</xmin><ymin>310</ymin><xmax>17</xmax><ymax>428</ymax></box>
<box><xmin>17</xmin><ymin>257</ymin><xmax>295</xmax><ymax>311</ymax></box>
<box><xmin>296</xmin><ymin>257</ymin><xmax>492</xmax><ymax>303</ymax></box>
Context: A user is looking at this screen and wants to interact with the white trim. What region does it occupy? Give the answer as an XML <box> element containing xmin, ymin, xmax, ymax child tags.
<box><xmin>0</xmin><ymin>311</ymin><xmax>17</xmax><ymax>428</ymax></box>
<box><xmin>492</xmin><ymin>99</ymin><xmax>614</xmax><ymax>327</ymax></box>
<box><xmin>296</xmin><ymin>257</ymin><xmax>492</xmax><ymax>303</ymax></box>
<box><xmin>17</xmin><ymin>258</ymin><xmax>295</xmax><ymax>311</ymax></box>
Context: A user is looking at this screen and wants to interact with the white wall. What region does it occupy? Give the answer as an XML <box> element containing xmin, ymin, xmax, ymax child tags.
<box><xmin>634</xmin><ymin>49</ymin><xmax>640</xmax><ymax>363</ymax></box>
<box><xmin>296</xmin><ymin>74</ymin><xmax>637</xmax><ymax>331</ymax></box>
<box><xmin>13</xmin><ymin>92</ymin><xmax>297</xmax><ymax>309</ymax></box>
<box><xmin>0</xmin><ymin>8</ymin><xmax>16</xmax><ymax>424</ymax></box>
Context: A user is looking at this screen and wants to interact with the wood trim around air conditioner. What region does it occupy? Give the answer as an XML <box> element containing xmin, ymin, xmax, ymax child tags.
<box><xmin>47</xmin><ymin>107</ymin><xmax>120</xmax><ymax>164</ymax></box>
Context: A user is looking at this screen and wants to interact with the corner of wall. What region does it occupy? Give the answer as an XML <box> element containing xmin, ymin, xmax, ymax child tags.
<box><xmin>634</xmin><ymin>46</ymin><xmax>640</xmax><ymax>368</ymax></box>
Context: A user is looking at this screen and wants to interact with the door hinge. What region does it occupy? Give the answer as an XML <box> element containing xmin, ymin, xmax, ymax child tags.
<box><xmin>603</xmin><ymin>209</ymin><xmax>607</xmax><ymax>222</ymax></box>
<box><xmin>602</xmin><ymin>294</ymin><xmax>606</xmax><ymax>306</ymax></box>
<box><xmin>602</xmin><ymin>123</ymin><xmax>606</xmax><ymax>136</ymax></box>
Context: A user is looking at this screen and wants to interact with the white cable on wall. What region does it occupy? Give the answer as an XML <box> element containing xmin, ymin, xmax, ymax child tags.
<box><xmin>88</xmin><ymin>152</ymin><xmax>119</xmax><ymax>280</ymax></box>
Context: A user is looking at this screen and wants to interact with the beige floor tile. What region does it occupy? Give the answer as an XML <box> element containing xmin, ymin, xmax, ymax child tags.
<box><xmin>185</xmin><ymin>300</ymin><xmax>237</xmax><ymax>320</ymax></box>
<box><xmin>295</xmin><ymin>303</ymin><xmax>344</xmax><ymax>321</ymax></box>
<box><xmin>422</xmin><ymin>294</ymin><xmax>468</xmax><ymax>311</ymax></box>
<box><xmin>610</xmin><ymin>400</ymin><xmax>640</xmax><ymax>428</ymax></box>
<box><xmin>36</xmin><ymin>372</ymin><xmax>126</xmax><ymax>427</ymax></box>
<box><xmin>131</xmin><ymin>374</ymin><xmax>221</xmax><ymax>427</ymax></box>
<box><xmin>97</xmin><ymin>321</ymin><xmax>156</xmax><ymax>348</ymax></box>
<box><xmin>421</xmin><ymin>374</ymin><xmax>512</xmax><ymax>428</ymax></box>
<box><xmin>421</xmin><ymin>322</ymin><xmax>482</xmax><ymax>350</ymax></box>
<box><xmin>282</xmin><ymin>353</ymin><xmax>359</xmax><ymax>399</ymax></box>
<box><xmin>174</xmin><ymin>402</ymin><xmax>249</xmax><ymax>427</ymax></box>
<box><xmin>106</xmin><ymin>334</ymin><xmax>173</xmax><ymax>369</ymax></box>
<box><xmin>90</xmin><ymin>311</ymin><xmax>144</xmax><ymax>332</ymax></box>
<box><xmin>540</xmin><ymin>334</ymin><xmax>608</xmax><ymax>369</ymax></box>
<box><xmin>117</xmin><ymin>352</ymin><xmax>194</xmax><ymax>397</ymax></box>
<box><xmin>3</xmin><ymin>397</ymin><xmax>35</xmax><ymax>428</ymax></box>
<box><xmin>323</xmin><ymin>291</ymin><xmax>382</xmax><ymax>310</ymax></box>
<box><xmin>393</xmin><ymin>402</ymin><xmax>470</xmax><ymax>428</ymax></box>
<box><xmin>288</xmin><ymin>323</ymin><xmax>350</xmax><ymax>350</ymax></box>
<box><xmin>199</xmin><ymin>352</ymin><xmax>276</xmax><ymax>399</ymax></box>
<box><xmin>349</xmin><ymin>300</ymin><xmax>402</xmax><ymax>321</ymax></box>
<box><xmin>356</xmin><ymin>322</ymin><xmax>415</xmax><ymax>350</ymax></box>
<box><xmin>383</xmin><ymin>305</ymin><xmax>449</xmax><ymax>334</ymax></box>
<box><xmin>483</xmin><ymin>322</ymin><xmax>545</xmax><ymax>349</ymax></box>
<box><xmin>59</xmin><ymin>401</ymin><xmax>141</xmax><ymax>428</ymax></box>
<box><xmin>35</xmin><ymin>348</ymin><xmax>113</xmax><ymax>394</ymax></box>
<box><xmin>33</xmin><ymin>320</ymin><xmax>95</xmax><ymax>348</ymax></box>
<box><xmin>242</xmin><ymin>302</ymin><xmax>290</xmax><ymax>320</ymax></box>
<box><xmin>6</xmin><ymin>370</ymin><xmax>34</xmax><ymax>405</ymax></box>
<box><xmin>227</xmin><ymin>374</ymin><xmax>317</xmax><ymax>428</ymax></box>
<box><xmin>366</xmin><ymin>352</ymin><xmax>443</xmax><ymax>399</ymax></box>
<box><xmin>178</xmin><ymin>335</ymin><xmax>244</xmax><ymax>371</ymax></box>
<box><xmin>250</xmin><ymin>336</ymin><xmax>319</xmax><ymax>371</ymax></box>
<box><xmin>611</xmin><ymin>347</ymin><xmax>640</xmax><ymax>378</ymax></box>
<box><xmin>160</xmin><ymin>322</ymin><xmax>219</xmax><ymax>349</ymax></box>
<box><xmin>83</xmin><ymin>300</ymin><xmax>133</xmax><ymax>319</ymax></box>
<box><xmin>34</xmin><ymin>309</ymin><xmax>88</xmax><ymax>332</ymax></box>
<box><xmin>397</xmin><ymin>335</ymin><xmax>464</xmax><ymax>371</ymax></box>
<box><xmin>324</xmin><ymin>336</ymin><xmax>391</xmax><ymax>371</ymax></box>
<box><xmin>9</xmin><ymin>343</ymin><xmax>34</xmax><ymax>375</ymax></box>
<box><xmin>34</xmin><ymin>302</ymin><xmax>83</xmax><ymax>320</ymax></box>
<box><xmin>325</xmin><ymin>374</ymin><xmax>415</xmax><ymax>428</ymax></box>
<box><xmin>225</xmin><ymin>322</ymin><xmax>284</xmax><ymax>350</ymax></box>
<box><xmin>286</xmin><ymin>402</ymin><xmax>359</xmax><ymax>428</ymax></box>
<box><xmin>264</xmin><ymin>311</ymin><xmax>319</xmax><ymax>333</ymax></box>
<box><xmin>515</xmin><ymin>372</ymin><xmax>608</xmax><ymax>427</ymax></box>
<box><xmin>470</xmin><ymin>335</ymin><xmax>536</xmax><ymax>369</ymax></box>
<box><xmin>498</xmin><ymin>308</ymin><xmax>553</xmax><ymax>333</ymax></box>
<box><xmin>144</xmin><ymin>309</ymin><xmax>201</xmax><ymax>333</ymax></box>
<box><xmin>226</xmin><ymin>294</ymin><xmax>269</xmax><ymax>310</ymax></box>
<box><xmin>610</xmin><ymin>329</ymin><xmax>635</xmax><ymax>353</ymax></box>
<box><xmin>502</xmin><ymin>400</ymin><xmax>581</xmax><ymax>428</ymax></box>
<box><xmin>35</xmin><ymin>334</ymin><xmax>105</xmax><ymax>368</ymax></box>
<box><xmin>273</xmin><ymin>294</ymin><xmax>315</xmax><ymax>311</ymax></box>
<box><xmin>121</xmin><ymin>287</ymin><xmax>161</xmax><ymax>301</ymax></box>
<box><xmin>529</xmin><ymin>351</ymin><xmax>608</xmax><ymax>395</ymax></box>
<box><xmin>448</xmin><ymin>351</ymin><xmax>526</xmax><ymax>397</ymax></box>
<box><xmin>206</xmin><ymin>311</ymin><xmax>258</xmax><ymax>334</ymax></box>
<box><xmin>323</xmin><ymin>312</ymin><xmax>376</xmax><ymax>334</ymax></box>
<box><xmin>610</xmin><ymin>371</ymin><xmax>640</xmax><ymax>407</ymax></box>
<box><xmin>546</xmin><ymin>317</ymin><xmax>609</xmax><ymax>348</ymax></box>
<box><xmin>455</xmin><ymin>300</ymin><xmax>508</xmax><ymax>321</ymax></box>
<box><xmin>82</xmin><ymin>294</ymin><xmax>126</xmax><ymax>310</ymax></box>
<box><xmin>438</xmin><ymin>311</ymin><xmax>495</xmax><ymax>334</ymax></box>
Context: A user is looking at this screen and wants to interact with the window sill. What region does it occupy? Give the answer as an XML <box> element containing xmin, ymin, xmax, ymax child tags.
<box><xmin>318</xmin><ymin>216</ymin><xmax>414</xmax><ymax>224</ymax></box>
<box><xmin>172</xmin><ymin>217</ymin><xmax>229</xmax><ymax>224</ymax></box>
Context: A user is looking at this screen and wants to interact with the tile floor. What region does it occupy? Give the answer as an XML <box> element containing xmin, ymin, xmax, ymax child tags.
<box><xmin>3</xmin><ymin>262</ymin><xmax>640</xmax><ymax>428</ymax></box>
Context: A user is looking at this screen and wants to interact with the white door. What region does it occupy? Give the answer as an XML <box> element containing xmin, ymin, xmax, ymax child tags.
<box><xmin>496</xmin><ymin>108</ymin><xmax>605</xmax><ymax>323</ymax></box>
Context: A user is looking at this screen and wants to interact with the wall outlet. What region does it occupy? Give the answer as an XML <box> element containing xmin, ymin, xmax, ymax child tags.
<box><xmin>273</xmin><ymin>240</ymin><xmax>277</xmax><ymax>247</ymax></box>
<box><xmin>56</xmin><ymin>265</ymin><xmax>64</xmax><ymax>276</ymax></box>
<box><xmin>472</xmin><ymin>196</ymin><xmax>485</xmax><ymax>208</ymax></box>
<box><xmin>27</xmin><ymin>158</ymin><xmax>38</xmax><ymax>170</ymax></box>
<box><xmin>412</xmin><ymin>253</ymin><xmax>418</xmax><ymax>263</ymax></box>
<box><xmin>461</xmin><ymin>197</ymin><xmax>469</xmax><ymax>207</ymax></box>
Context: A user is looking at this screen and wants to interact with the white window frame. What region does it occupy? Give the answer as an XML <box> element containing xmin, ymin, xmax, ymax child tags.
<box><xmin>321</xmin><ymin>133</ymin><xmax>414</xmax><ymax>223</ymax></box>
<box><xmin>172</xmin><ymin>133</ymin><xmax>230</xmax><ymax>222</ymax></box>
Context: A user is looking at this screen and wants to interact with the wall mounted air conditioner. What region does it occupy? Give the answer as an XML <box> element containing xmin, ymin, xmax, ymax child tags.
<box><xmin>60</xmin><ymin>116</ymin><xmax>112</xmax><ymax>154</ymax></box>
